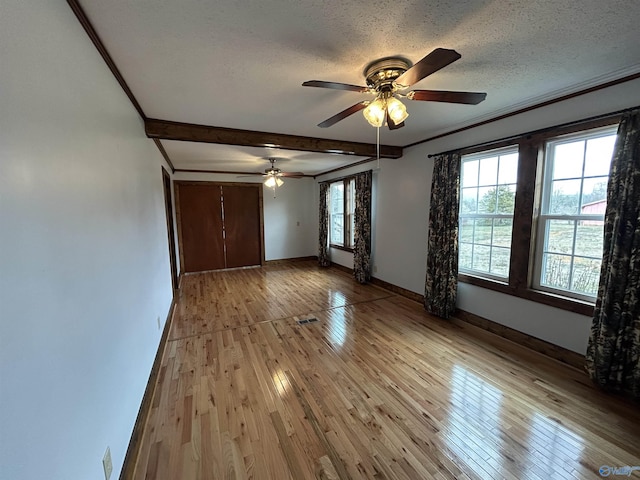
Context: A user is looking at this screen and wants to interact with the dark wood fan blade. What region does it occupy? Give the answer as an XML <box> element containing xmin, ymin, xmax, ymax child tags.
<box><xmin>395</xmin><ymin>48</ymin><xmax>461</xmax><ymax>87</ymax></box>
<box><xmin>409</xmin><ymin>90</ymin><xmax>487</xmax><ymax>104</ymax></box>
<box><xmin>279</xmin><ymin>172</ymin><xmax>305</xmax><ymax>178</ymax></box>
<box><xmin>386</xmin><ymin>112</ymin><xmax>405</xmax><ymax>130</ymax></box>
<box><xmin>302</xmin><ymin>80</ymin><xmax>369</xmax><ymax>93</ymax></box>
<box><xmin>318</xmin><ymin>102</ymin><xmax>368</xmax><ymax>128</ymax></box>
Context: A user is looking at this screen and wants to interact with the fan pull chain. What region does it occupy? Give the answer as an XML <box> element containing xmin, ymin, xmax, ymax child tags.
<box><xmin>377</xmin><ymin>125</ymin><xmax>380</xmax><ymax>170</ymax></box>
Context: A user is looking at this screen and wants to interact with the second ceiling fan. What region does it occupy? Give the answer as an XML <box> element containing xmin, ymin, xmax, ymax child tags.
<box><xmin>302</xmin><ymin>48</ymin><xmax>486</xmax><ymax>130</ymax></box>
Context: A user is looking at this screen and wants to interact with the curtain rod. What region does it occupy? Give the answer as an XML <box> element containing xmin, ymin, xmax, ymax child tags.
<box><xmin>426</xmin><ymin>105</ymin><xmax>639</xmax><ymax>158</ymax></box>
<box><xmin>317</xmin><ymin>168</ymin><xmax>373</xmax><ymax>185</ymax></box>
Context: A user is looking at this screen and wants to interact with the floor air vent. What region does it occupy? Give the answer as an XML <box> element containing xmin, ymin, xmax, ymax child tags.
<box><xmin>296</xmin><ymin>317</ymin><xmax>319</xmax><ymax>325</ymax></box>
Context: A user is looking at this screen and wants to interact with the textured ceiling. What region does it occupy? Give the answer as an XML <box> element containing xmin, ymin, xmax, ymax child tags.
<box><xmin>78</xmin><ymin>0</ymin><xmax>640</xmax><ymax>175</ymax></box>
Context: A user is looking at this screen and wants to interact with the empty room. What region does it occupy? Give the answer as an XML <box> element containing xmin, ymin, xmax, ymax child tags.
<box><xmin>2</xmin><ymin>1</ymin><xmax>640</xmax><ymax>480</ymax></box>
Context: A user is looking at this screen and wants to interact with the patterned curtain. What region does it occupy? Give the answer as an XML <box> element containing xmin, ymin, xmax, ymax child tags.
<box><xmin>424</xmin><ymin>152</ymin><xmax>461</xmax><ymax>318</ymax></box>
<box><xmin>586</xmin><ymin>111</ymin><xmax>640</xmax><ymax>398</ymax></box>
<box><xmin>318</xmin><ymin>182</ymin><xmax>330</xmax><ymax>267</ymax></box>
<box><xmin>353</xmin><ymin>170</ymin><xmax>373</xmax><ymax>284</ymax></box>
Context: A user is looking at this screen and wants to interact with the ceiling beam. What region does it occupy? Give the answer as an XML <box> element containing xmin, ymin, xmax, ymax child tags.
<box><xmin>145</xmin><ymin>119</ymin><xmax>403</xmax><ymax>159</ymax></box>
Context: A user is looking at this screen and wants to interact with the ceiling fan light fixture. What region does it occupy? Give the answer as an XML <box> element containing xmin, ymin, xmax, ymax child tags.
<box><xmin>264</xmin><ymin>175</ymin><xmax>283</xmax><ymax>188</ymax></box>
<box><xmin>363</xmin><ymin>97</ymin><xmax>386</xmax><ymax>127</ymax></box>
<box><xmin>386</xmin><ymin>97</ymin><xmax>409</xmax><ymax>124</ymax></box>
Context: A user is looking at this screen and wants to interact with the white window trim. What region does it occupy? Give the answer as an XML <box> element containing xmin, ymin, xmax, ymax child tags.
<box><xmin>532</xmin><ymin>126</ymin><xmax>616</xmax><ymax>302</ymax></box>
<box><xmin>459</xmin><ymin>145</ymin><xmax>519</xmax><ymax>282</ymax></box>
<box><xmin>329</xmin><ymin>178</ymin><xmax>355</xmax><ymax>250</ymax></box>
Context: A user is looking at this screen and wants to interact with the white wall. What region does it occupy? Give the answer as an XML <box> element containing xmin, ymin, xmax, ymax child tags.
<box><xmin>173</xmin><ymin>172</ymin><xmax>317</xmax><ymax>261</ymax></box>
<box><xmin>0</xmin><ymin>2</ymin><xmax>174</xmax><ymax>480</ymax></box>
<box><xmin>318</xmin><ymin>77</ymin><xmax>640</xmax><ymax>354</ymax></box>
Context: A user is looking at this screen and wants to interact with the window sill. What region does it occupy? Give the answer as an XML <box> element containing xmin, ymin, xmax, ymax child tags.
<box><xmin>458</xmin><ymin>273</ymin><xmax>595</xmax><ymax>316</ymax></box>
<box><xmin>330</xmin><ymin>244</ymin><xmax>354</xmax><ymax>253</ymax></box>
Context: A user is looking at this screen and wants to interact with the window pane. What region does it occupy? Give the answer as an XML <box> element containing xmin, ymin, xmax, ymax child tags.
<box><xmin>330</xmin><ymin>183</ymin><xmax>343</xmax><ymax>214</ymax></box>
<box><xmin>552</xmin><ymin>141</ymin><xmax>585</xmax><ymax>179</ymax></box>
<box><xmin>478</xmin><ymin>186</ymin><xmax>497</xmax><ymax>213</ymax></box>
<box><xmin>492</xmin><ymin>218</ymin><xmax>513</xmax><ymax>247</ymax></box>
<box><xmin>472</xmin><ymin>245</ymin><xmax>491</xmax><ymax>271</ymax></box>
<box><xmin>330</xmin><ymin>213</ymin><xmax>343</xmax><ymax>245</ymax></box>
<box><xmin>459</xmin><ymin>243</ymin><xmax>473</xmax><ymax>270</ymax></box>
<box><xmin>498</xmin><ymin>153</ymin><xmax>518</xmax><ymax>185</ymax></box>
<box><xmin>571</xmin><ymin>257</ymin><xmax>601</xmax><ymax>295</ymax></box>
<box><xmin>581</xmin><ymin>177</ymin><xmax>607</xmax><ymax>210</ymax></box>
<box><xmin>541</xmin><ymin>253</ymin><xmax>571</xmax><ymax>290</ymax></box>
<box><xmin>546</xmin><ymin>219</ymin><xmax>575</xmax><ymax>254</ymax></box>
<box><xmin>549</xmin><ymin>179</ymin><xmax>581</xmax><ymax>214</ymax></box>
<box><xmin>478</xmin><ymin>156</ymin><xmax>498</xmax><ymax>186</ymax></box>
<box><xmin>461</xmin><ymin>187</ymin><xmax>478</xmax><ymax>214</ymax></box>
<box><xmin>348</xmin><ymin>179</ymin><xmax>356</xmax><ymax>214</ymax></box>
<box><xmin>584</xmin><ymin>135</ymin><xmax>615</xmax><ymax>177</ymax></box>
<box><xmin>490</xmin><ymin>247</ymin><xmax>510</xmax><ymax>277</ymax></box>
<box><xmin>462</xmin><ymin>160</ymin><xmax>479</xmax><ymax>187</ymax></box>
<box><xmin>460</xmin><ymin>218</ymin><xmax>474</xmax><ymax>243</ymax></box>
<box><xmin>496</xmin><ymin>185</ymin><xmax>516</xmax><ymax>214</ymax></box>
<box><xmin>575</xmin><ymin>220</ymin><xmax>604</xmax><ymax>257</ymax></box>
<box><xmin>473</xmin><ymin>219</ymin><xmax>492</xmax><ymax>244</ymax></box>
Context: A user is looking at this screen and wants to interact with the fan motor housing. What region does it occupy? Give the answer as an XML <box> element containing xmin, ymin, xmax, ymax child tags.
<box><xmin>364</xmin><ymin>57</ymin><xmax>412</xmax><ymax>91</ymax></box>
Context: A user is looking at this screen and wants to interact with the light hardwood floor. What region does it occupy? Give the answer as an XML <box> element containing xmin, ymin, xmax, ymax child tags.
<box><xmin>133</xmin><ymin>261</ymin><xmax>640</xmax><ymax>479</ymax></box>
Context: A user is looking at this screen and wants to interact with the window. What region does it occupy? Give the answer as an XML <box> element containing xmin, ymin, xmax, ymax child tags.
<box><xmin>535</xmin><ymin>127</ymin><xmax>617</xmax><ymax>300</ymax></box>
<box><xmin>329</xmin><ymin>178</ymin><xmax>355</xmax><ymax>249</ymax></box>
<box><xmin>456</xmin><ymin>116</ymin><xmax>620</xmax><ymax>315</ymax></box>
<box><xmin>459</xmin><ymin>147</ymin><xmax>519</xmax><ymax>280</ymax></box>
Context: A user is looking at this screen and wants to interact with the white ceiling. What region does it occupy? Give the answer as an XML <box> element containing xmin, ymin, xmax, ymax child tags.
<box><xmin>78</xmin><ymin>0</ymin><xmax>640</xmax><ymax>175</ymax></box>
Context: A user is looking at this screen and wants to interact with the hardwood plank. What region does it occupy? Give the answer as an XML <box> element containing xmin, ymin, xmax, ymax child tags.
<box><xmin>169</xmin><ymin>262</ymin><xmax>391</xmax><ymax>339</ymax></box>
<box><xmin>133</xmin><ymin>261</ymin><xmax>640</xmax><ymax>480</ymax></box>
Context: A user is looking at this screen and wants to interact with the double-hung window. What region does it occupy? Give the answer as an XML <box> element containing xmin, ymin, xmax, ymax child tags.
<box><xmin>535</xmin><ymin>126</ymin><xmax>617</xmax><ymax>300</ymax></box>
<box><xmin>459</xmin><ymin>147</ymin><xmax>519</xmax><ymax>280</ymax></box>
<box><xmin>329</xmin><ymin>178</ymin><xmax>355</xmax><ymax>249</ymax></box>
<box><xmin>456</xmin><ymin>117</ymin><xmax>619</xmax><ymax>314</ymax></box>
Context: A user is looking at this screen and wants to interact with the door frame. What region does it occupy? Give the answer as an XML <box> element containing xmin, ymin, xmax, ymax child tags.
<box><xmin>161</xmin><ymin>167</ymin><xmax>179</xmax><ymax>291</ymax></box>
<box><xmin>174</xmin><ymin>180</ymin><xmax>265</xmax><ymax>272</ymax></box>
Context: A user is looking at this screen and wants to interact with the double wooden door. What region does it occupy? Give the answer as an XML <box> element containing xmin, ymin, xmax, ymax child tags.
<box><xmin>176</xmin><ymin>182</ymin><xmax>263</xmax><ymax>273</ymax></box>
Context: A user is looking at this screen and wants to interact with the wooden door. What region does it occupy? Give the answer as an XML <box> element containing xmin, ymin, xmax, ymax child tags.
<box><xmin>177</xmin><ymin>183</ymin><xmax>225</xmax><ymax>272</ymax></box>
<box><xmin>222</xmin><ymin>185</ymin><xmax>262</xmax><ymax>268</ymax></box>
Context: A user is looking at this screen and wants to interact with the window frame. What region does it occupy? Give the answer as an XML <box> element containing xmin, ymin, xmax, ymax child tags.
<box><xmin>329</xmin><ymin>177</ymin><xmax>356</xmax><ymax>252</ymax></box>
<box><xmin>456</xmin><ymin>116</ymin><xmax>620</xmax><ymax>316</ymax></box>
<box><xmin>532</xmin><ymin>126</ymin><xmax>617</xmax><ymax>302</ymax></box>
<box><xmin>459</xmin><ymin>146</ymin><xmax>520</xmax><ymax>282</ymax></box>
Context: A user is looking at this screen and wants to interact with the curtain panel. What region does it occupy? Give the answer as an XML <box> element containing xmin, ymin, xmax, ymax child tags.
<box><xmin>586</xmin><ymin>111</ymin><xmax>640</xmax><ymax>398</ymax></box>
<box><xmin>353</xmin><ymin>170</ymin><xmax>373</xmax><ymax>284</ymax></box>
<box><xmin>318</xmin><ymin>182</ymin><xmax>330</xmax><ymax>267</ymax></box>
<box><xmin>424</xmin><ymin>152</ymin><xmax>461</xmax><ymax>318</ymax></box>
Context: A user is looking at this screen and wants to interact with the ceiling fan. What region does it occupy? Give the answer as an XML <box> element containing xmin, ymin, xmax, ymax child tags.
<box><xmin>240</xmin><ymin>158</ymin><xmax>304</xmax><ymax>189</ymax></box>
<box><xmin>302</xmin><ymin>48</ymin><xmax>486</xmax><ymax>130</ymax></box>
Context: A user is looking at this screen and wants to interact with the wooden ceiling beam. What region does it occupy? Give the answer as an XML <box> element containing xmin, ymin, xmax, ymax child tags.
<box><xmin>145</xmin><ymin>119</ymin><xmax>403</xmax><ymax>159</ymax></box>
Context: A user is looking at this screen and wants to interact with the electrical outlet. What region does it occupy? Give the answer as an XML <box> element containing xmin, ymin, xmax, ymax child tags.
<box><xmin>157</xmin><ymin>316</ymin><xmax>161</xmax><ymax>330</ymax></box>
<box><xmin>373</xmin><ymin>265</ymin><xmax>378</xmax><ymax>273</ymax></box>
<box><xmin>296</xmin><ymin>221</ymin><xmax>300</xmax><ymax>226</ymax></box>
<box><xmin>103</xmin><ymin>447</ymin><xmax>113</xmax><ymax>480</ymax></box>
